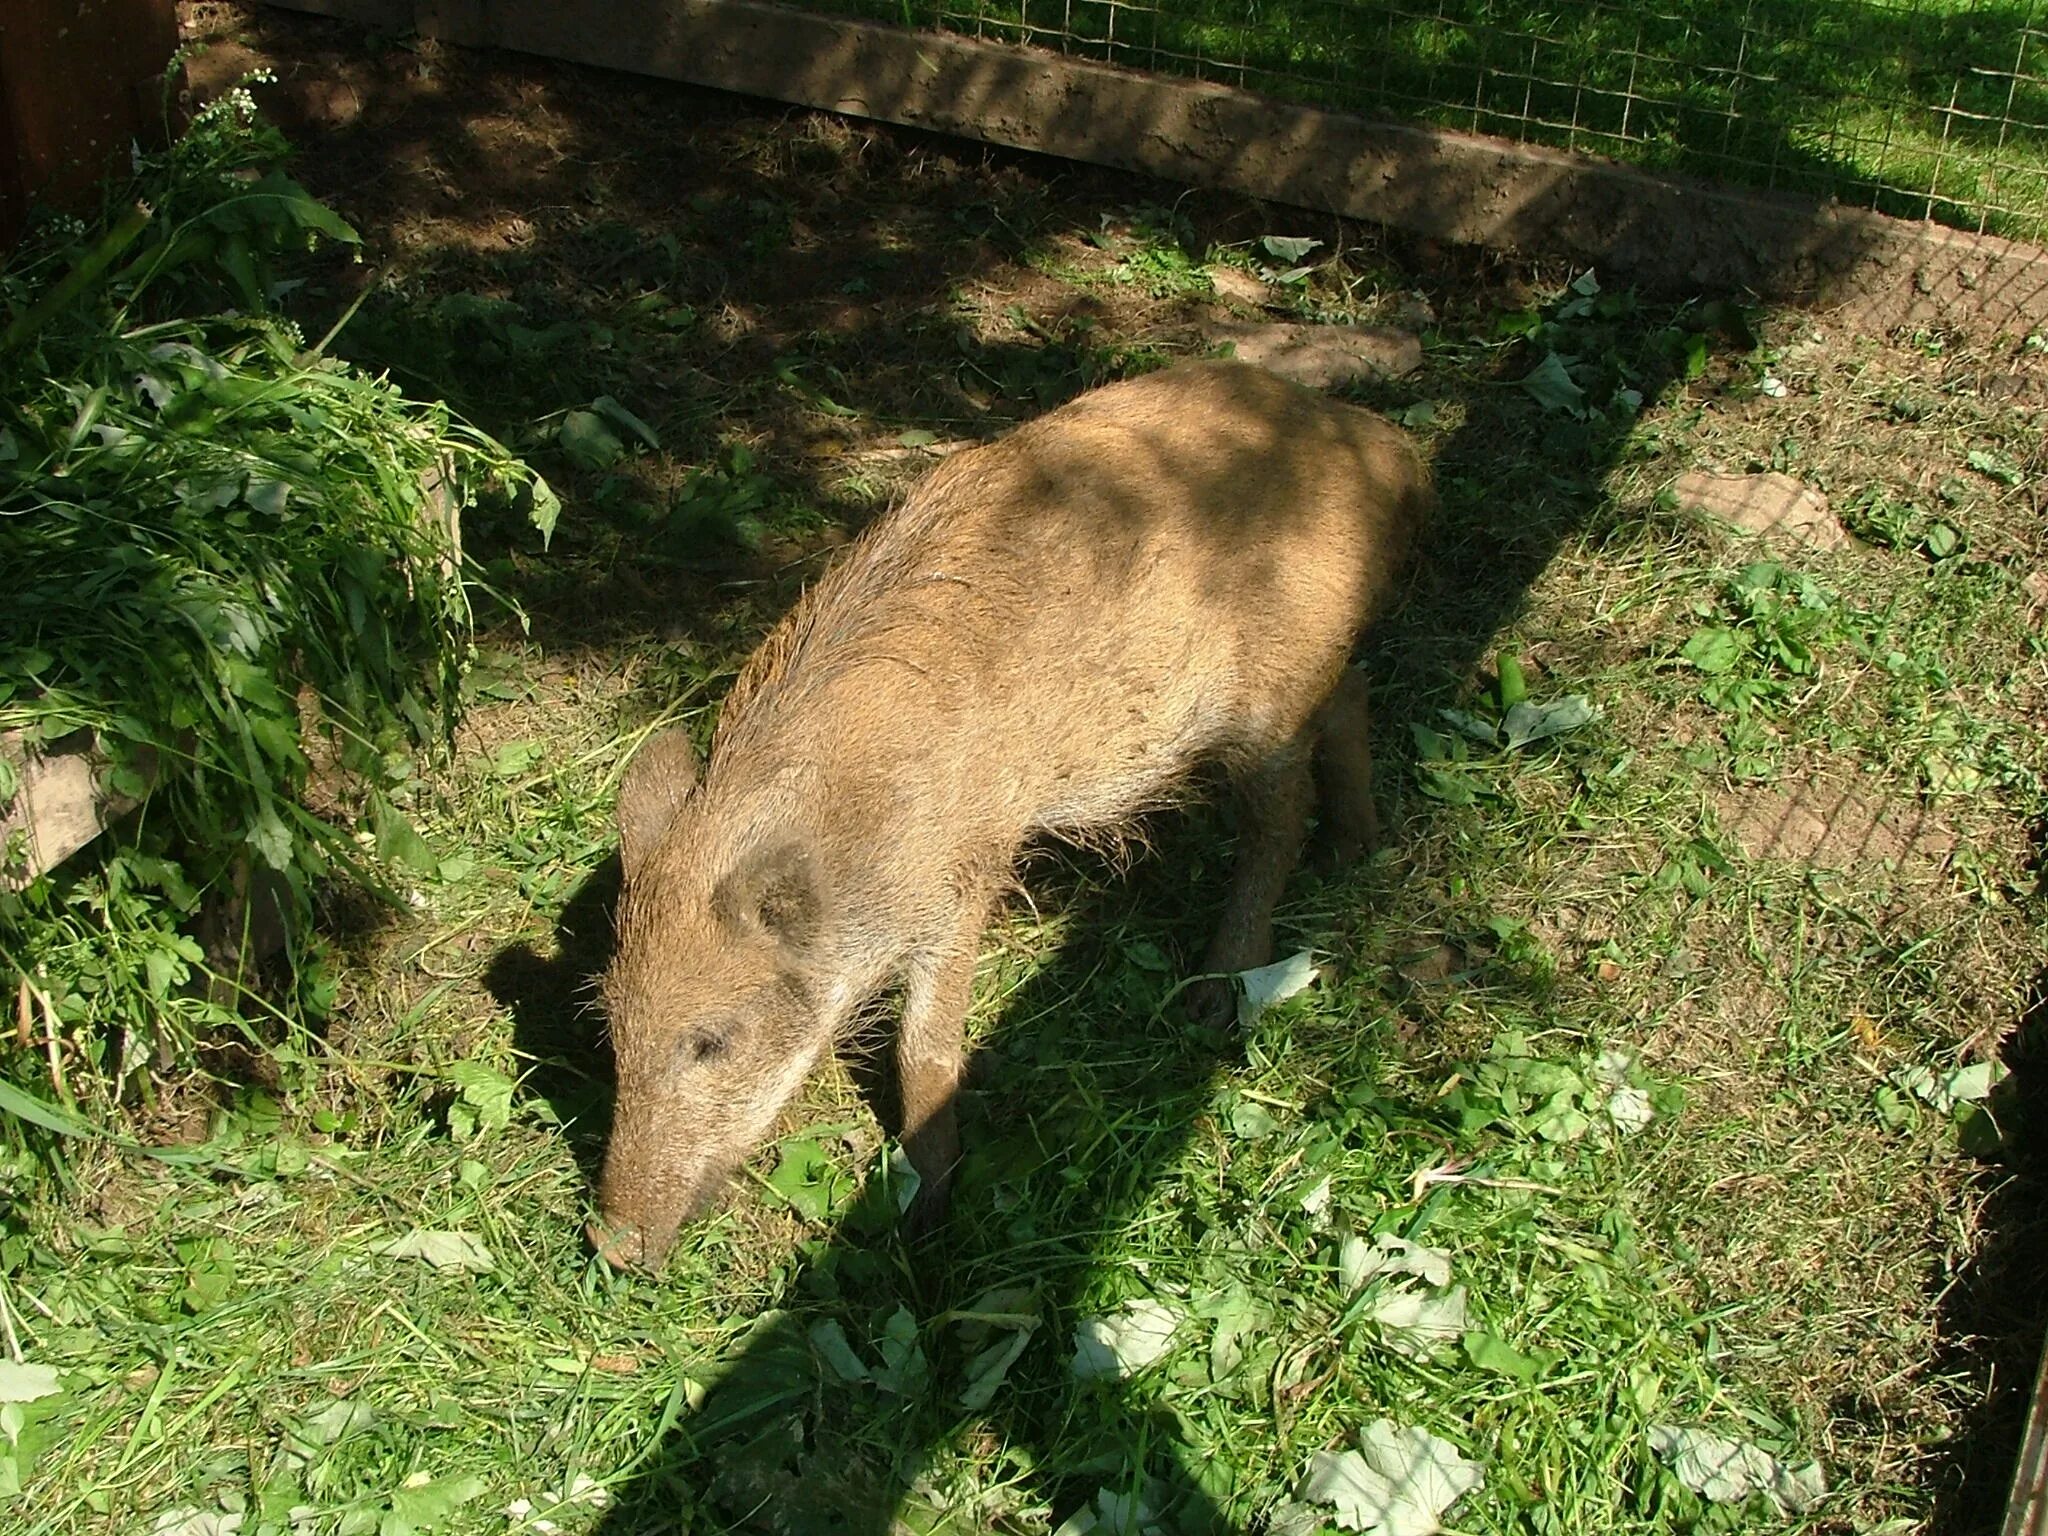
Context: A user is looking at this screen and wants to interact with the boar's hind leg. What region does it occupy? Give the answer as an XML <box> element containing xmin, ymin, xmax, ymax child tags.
<box><xmin>1186</xmin><ymin>742</ymin><xmax>1315</xmax><ymax>1028</ymax></box>
<box><xmin>1312</xmin><ymin>668</ymin><xmax>1380</xmax><ymax>870</ymax></box>
<box><xmin>897</xmin><ymin>884</ymin><xmax>997</xmax><ymax>1239</ymax></box>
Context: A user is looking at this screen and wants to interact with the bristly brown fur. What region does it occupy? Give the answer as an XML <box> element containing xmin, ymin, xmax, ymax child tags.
<box><xmin>591</xmin><ymin>360</ymin><xmax>1432</xmax><ymax>1266</ymax></box>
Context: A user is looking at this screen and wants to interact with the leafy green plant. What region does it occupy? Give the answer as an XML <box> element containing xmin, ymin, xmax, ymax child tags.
<box><xmin>0</xmin><ymin>83</ymin><xmax>550</xmax><ymax>1119</ymax></box>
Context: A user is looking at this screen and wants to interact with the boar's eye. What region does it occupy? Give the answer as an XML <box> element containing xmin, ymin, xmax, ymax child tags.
<box><xmin>676</xmin><ymin>1026</ymin><xmax>731</xmax><ymax>1065</ymax></box>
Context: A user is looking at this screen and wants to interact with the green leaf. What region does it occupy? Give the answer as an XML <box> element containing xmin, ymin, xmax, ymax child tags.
<box><xmin>373</xmin><ymin>800</ymin><xmax>437</xmax><ymax>875</ymax></box>
<box><xmin>1341</xmin><ymin>1234</ymin><xmax>1451</xmax><ymax>1290</ymax></box>
<box><xmin>872</xmin><ymin>1306</ymin><xmax>928</xmax><ymax>1396</ymax></box>
<box><xmin>1364</xmin><ymin>1285</ymin><xmax>1470</xmax><ymax>1358</ymax></box>
<box><xmin>1462</xmin><ymin>1331</ymin><xmax>1550</xmax><ymax>1381</ymax></box>
<box><xmin>557</xmin><ymin>410</ymin><xmax>624</xmax><ymax>472</ymax></box>
<box><xmin>1965</xmin><ymin>448</ymin><xmax>2020</xmax><ymax>486</ymax></box>
<box><xmin>1680</xmin><ymin>628</ymin><xmax>1743</xmax><ymax>674</ymax></box>
<box><xmin>1956</xmin><ymin>1101</ymin><xmax>2006</xmax><ymax>1156</ymax></box>
<box><xmin>1197</xmin><ymin>1284</ymin><xmax>1268</xmax><ymax>1382</ymax></box>
<box><xmin>0</xmin><ymin>1362</ymin><xmax>61</xmax><ymax>1404</ymax></box>
<box><xmin>445</xmin><ymin>1061</ymin><xmax>515</xmax><ymax>1132</ymax></box>
<box><xmin>0</xmin><ymin>1078</ymin><xmax>101</xmax><ymax>1139</ymax></box>
<box><xmin>1923</xmin><ymin>520</ymin><xmax>1960</xmax><ymax>558</ymax></box>
<box><xmin>1260</xmin><ymin>235</ymin><xmax>1322</xmax><ymax>263</ymax></box>
<box><xmin>180</xmin><ymin>1240</ymin><xmax>235</xmax><ymax>1313</ymax></box>
<box><xmin>807</xmin><ymin>1318</ymin><xmax>871</xmax><ymax>1383</ymax></box>
<box><xmin>1494</xmin><ymin>653</ymin><xmax>1528</xmax><ymax>709</ymax></box>
<box><xmin>1501</xmin><ymin>694</ymin><xmax>1597</xmax><ymax>749</ymax></box>
<box><xmin>381</xmin><ymin>1472</ymin><xmax>486</xmax><ymax>1536</ymax></box>
<box><xmin>1416</xmin><ymin>766</ymin><xmax>1480</xmax><ymax>805</ymax></box>
<box><xmin>959</xmin><ymin>1324</ymin><xmax>1033</xmax><ymax>1410</ymax></box>
<box><xmin>591</xmin><ymin>394</ymin><xmax>661</xmax><ymax>450</ymax></box>
<box><xmin>1520</xmin><ymin>352</ymin><xmax>1585</xmax><ymax>416</ymax></box>
<box><xmin>1300</xmin><ymin>1420</ymin><xmax>1483</xmax><ymax>1534</ymax></box>
<box><xmin>1228</xmin><ymin>1098</ymin><xmax>1281</xmax><ymax>1141</ymax></box>
<box><xmin>247</xmin><ymin>806</ymin><xmax>294</xmax><ymax>870</ymax></box>
<box><xmin>1648</xmin><ymin>1424</ymin><xmax>1825</xmax><ymax>1513</ymax></box>
<box><xmin>488</xmin><ymin>740</ymin><xmax>544</xmax><ymax>779</ymax></box>
<box><xmin>766</xmin><ymin>1138</ymin><xmax>844</xmax><ymax>1223</ymax></box>
<box><xmin>1072</xmin><ymin>1300</ymin><xmax>1181</xmax><ymax>1381</ymax></box>
<box><xmin>527</xmin><ymin>473</ymin><xmax>562</xmax><ymax>547</ymax></box>
<box><xmin>1237</xmin><ymin>950</ymin><xmax>1317</xmax><ymax>1026</ymax></box>
<box><xmin>375</xmin><ymin>1229</ymin><xmax>495</xmax><ymax>1273</ymax></box>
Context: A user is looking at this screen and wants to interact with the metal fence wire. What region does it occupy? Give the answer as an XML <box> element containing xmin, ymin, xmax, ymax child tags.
<box><xmin>817</xmin><ymin>0</ymin><xmax>2048</xmax><ymax>244</ymax></box>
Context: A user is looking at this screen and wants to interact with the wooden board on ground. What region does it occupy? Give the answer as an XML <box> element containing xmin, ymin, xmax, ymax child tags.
<box><xmin>0</xmin><ymin>729</ymin><xmax>155</xmax><ymax>890</ymax></box>
<box><xmin>2011</xmin><ymin>1339</ymin><xmax>2048</xmax><ymax>1536</ymax></box>
<box><xmin>260</xmin><ymin>0</ymin><xmax>2048</xmax><ymax>339</ymax></box>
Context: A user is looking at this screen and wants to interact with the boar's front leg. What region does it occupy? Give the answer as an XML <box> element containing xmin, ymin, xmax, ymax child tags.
<box><xmin>1185</xmin><ymin>741</ymin><xmax>1315</xmax><ymax>1028</ymax></box>
<box><xmin>896</xmin><ymin>879</ymin><xmax>998</xmax><ymax>1239</ymax></box>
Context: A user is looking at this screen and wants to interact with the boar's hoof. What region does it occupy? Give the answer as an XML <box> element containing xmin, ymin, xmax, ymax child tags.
<box><xmin>1182</xmin><ymin>976</ymin><xmax>1237</xmax><ymax>1030</ymax></box>
<box><xmin>901</xmin><ymin>1180</ymin><xmax>951</xmax><ymax>1244</ymax></box>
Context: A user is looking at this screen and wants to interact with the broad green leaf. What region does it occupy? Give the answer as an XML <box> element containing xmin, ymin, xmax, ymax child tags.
<box><xmin>1648</xmin><ymin>1424</ymin><xmax>1825</xmax><ymax>1513</ymax></box>
<box><xmin>766</xmin><ymin>1138</ymin><xmax>844</xmax><ymax>1223</ymax></box>
<box><xmin>373</xmin><ymin>800</ymin><xmax>436</xmax><ymax>876</ymax></box>
<box><xmin>1966</xmin><ymin>448</ymin><xmax>2020</xmax><ymax>485</ymax></box>
<box><xmin>1341</xmin><ymin>1234</ymin><xmax>1451</xmax><ymax>1291</ymax></box>
<box><xmin>557</xmin><ymin>411</ymin><xmax>624</xmax><ymax>472</ymax></box>
<box><xmin>1260</xmin><ymin>235</ymin><xmax>1322</xmax><ymax>263</ymax></box>
<box><xmin>445</xmin><ymin>1061</ymin><xmax>515</xmax><ymax>1132</ymax></box>
<box><xmin>591</xmin><ymin>394</ymin><xmax>661</xmax><ymax>450</ymax></box>
<box><xmin>1364</xmin><ymin>1285</ymin><xmax>1469</xmax><ymax>1358</ymax></box>
<box><xmin>0</xmin><ymin>1362</ymin><xmax>60</xmax><ymax>1404</ymax></box>
<box><xmin>1228</xmin><ymin>1098</ymin><xmax>1281</xmax><ymax>1140</ymax></box>
<box><xmin>1072</xmin><ymin>1300</ymin><xmax>1181</xmax><ymax>1381</ymax></box>
<box><xmin>376</xmin><ymin>1229</ymin><xmax>495</xmax><ymax>1273</ymax></box>
<box><xmin>1462</xmin><ymin>1331</ymin><xmax>1553</xmax><ymax>1381</ymax></box>
<box><xmin>1197</xmin><ymin>1284</ymin><xmax>1268</xmax><ymax>1382</ymax></box>
<box><xmin>1299</xmin><ymin>1419</ymin><xmax>1483</xmax><ymax>1535</ymax></box>
<box><xmin>807</xmin><ymin>1318</ymin><xmax>871</xmax><ymax>1384</ymax></box>
<box><xmin>1238</xmin><ymin>950</ymin><xmax>1317</xmax><ymax>1026</ymax></box>
<box><xmin>872</xmin><ymin>1306</ymin><xmax>928</xmax><ymax>1396</ymax></box>
<box><xmin>382</xmin><ymin>1471</ymin><xmax>486</xmax><ymax>1535</ymax></box>
<box><xmin>1520</xmin><ymin>352</ymin><xmax>1585</xmax><ymax>416</ymax></box>
<box><xmin>1606</xmin><ymin>1086</ymin><xmax>1655</xmax><ymax>1134</ymax></box>
<box><xmin>488</xmin><ymin>739</ymin><xmax>545</xmax><ymax>779</ymax></box>
<box><xmin>1680</xmin><ymin>628</ymin><xmax>1743</xmax><ymax>674</ymax></box>
<box><xmin>1501</xmin><ymin>695</ymin><xmax>1598</xmax><ymax>749</ymax></box>
<box><xmin>247</xmin><ymin>807</ymin><xmax>294</xmax><ymax>870</ymax></box>
<box><xmin>959</xmin><ymin>1324</ymin><xmax>1033</xmax><ymax>1410</ymax></box>
<box><xmin>527</xmin><ymin>474</ymin><xmax>562</xmax><ymax>547</ymax></box>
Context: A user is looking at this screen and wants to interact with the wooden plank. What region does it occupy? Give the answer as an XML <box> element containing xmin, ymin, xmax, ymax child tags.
<box><xmin>260</xmin><ymin>0</ymin><xmax>2048</xmax><ymax>337</ymax></box>
<box><xmin>2009</xmin><ymin>1337</ymin><xmax>2048</xmax><ymax>1536</ymax></box>
<box><xmin>0</xmin><ymin>0</ymin><xmax>180</xmax><ymax>247</ymax></box>
<box><xmin>0</xmin><ymin>730</ymin><xmax>155</xmax><ymax>890</ymax></box>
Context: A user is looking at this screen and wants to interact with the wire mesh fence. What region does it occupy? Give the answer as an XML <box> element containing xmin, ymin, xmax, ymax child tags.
<box><xmin>807</xmin><ymin>0</ymin><xmax>2048</xmax><ymax>244</ymax></box>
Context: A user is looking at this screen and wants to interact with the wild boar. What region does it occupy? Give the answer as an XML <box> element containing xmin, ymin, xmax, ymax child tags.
<box><xmin>591</xmin><ymin>359</ymin><xmax>1430</xmax><ymax>1267</ymax></box>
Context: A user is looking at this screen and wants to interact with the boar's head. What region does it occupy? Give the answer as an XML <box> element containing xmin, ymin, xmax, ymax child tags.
<box><xmin>590</xmin><ymin>728</ymin><xmax>835</xmax><ymax>1269</ymax></box>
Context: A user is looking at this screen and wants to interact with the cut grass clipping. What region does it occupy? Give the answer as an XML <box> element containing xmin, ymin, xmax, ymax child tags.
<box><xmin>0</xmin><ymin>76</ymin><xmax>552</xmax><ymax>1117</ymax></box>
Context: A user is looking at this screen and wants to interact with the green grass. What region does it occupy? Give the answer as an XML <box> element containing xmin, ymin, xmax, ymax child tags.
<box><xmin>3</xmin><ymin>20</ymin><xmax>2046</xmax><ymax>1536</ymax></box>
<box><xmin>804</xmin><ymin>0</ymin><xmax>2048</xmax><ymax>243</ymax></box>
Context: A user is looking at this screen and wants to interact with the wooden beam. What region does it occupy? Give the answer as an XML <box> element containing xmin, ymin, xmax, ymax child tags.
<box><xmin>0</xmin><ymin>730</ymin><xmax>155</xmax><ymax>890</ymax></box>
<box><xmin>261</xmin><ymin>0</ymin><xmax>2048</xmax><ymax>338</ymax></box>
<box><xmin>2010</xmin><ymin>1339</ymin><xmax>2048</xmax><ymax>1536</ymax></box>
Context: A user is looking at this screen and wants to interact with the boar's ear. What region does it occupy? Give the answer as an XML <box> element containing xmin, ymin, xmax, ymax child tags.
<box><xmin>715</xmin><ymin>842</ymin><xmax>826</xmax><ymax>949</ymax></box>
<box><xmin>618</xmin><ymin>728</ymin><xmax>701</xmax><ymax>882</ymax></box>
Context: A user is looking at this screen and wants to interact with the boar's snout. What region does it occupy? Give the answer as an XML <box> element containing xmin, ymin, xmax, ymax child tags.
<box><xmin>586</xmin><ymin>1215</ymin><xmax>649</xmax><ymax>1270</ymax></box>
